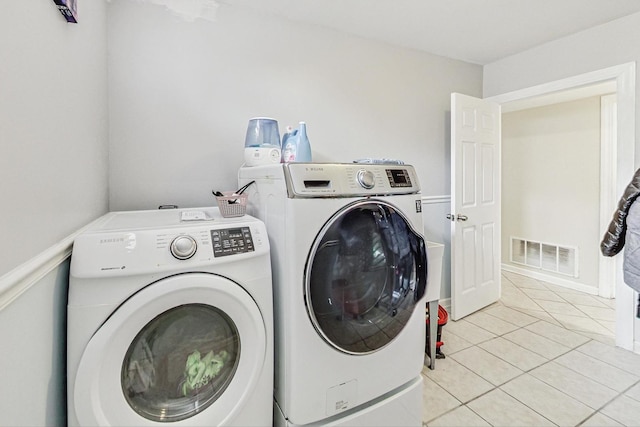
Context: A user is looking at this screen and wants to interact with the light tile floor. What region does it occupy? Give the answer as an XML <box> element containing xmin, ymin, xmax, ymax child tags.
<box><xmin>422</xmin><ymin>271</ymin><xmax>640</xmax><ymax>427</ymax></box>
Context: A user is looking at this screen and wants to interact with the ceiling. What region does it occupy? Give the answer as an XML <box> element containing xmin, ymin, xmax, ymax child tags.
<box><xmin>219</xmin><ymin>0</ymin><xmax>640</xmax><ymax>65</ymax></box>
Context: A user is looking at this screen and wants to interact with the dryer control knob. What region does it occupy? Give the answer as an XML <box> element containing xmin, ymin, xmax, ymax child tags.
<box><xmin>170</xmin><ymin>235</ymin><xmax>197</xmax><ymax>260</ymax></box>
<box><xmin>357</xmin><ymin>169</ymin><xmax>375</xmax><ymax>189</ymax></box>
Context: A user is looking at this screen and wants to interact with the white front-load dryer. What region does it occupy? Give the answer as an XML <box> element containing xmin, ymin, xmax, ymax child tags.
<box><xmin>67</xmin><ymin>208</ymin><xmax>273</xmax><ymax>426</ymax></box>
<box><xmin>239</xmin><ymin>163</ymin><xmax>428</xmax><ymax>426</ymax></box>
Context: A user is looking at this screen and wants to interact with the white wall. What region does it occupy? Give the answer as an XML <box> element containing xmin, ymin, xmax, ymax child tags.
<box><xmin>0</xmin><ymin>0</ymin><xmax>109</xmax><ymax>277</ymax></box>
<box><xmin>107</xmin><ymin>0</ymin><xmax>482</xmax><ymax>211</ymax></box>
<box><xmin>484</xmin><ymin>12</ymin><xmax>640</xmax><ymax>349</ymax></box>
<box><xmin>0</xmin><ymin>261</ymin><xmax>69</xmax><ymax>426</ymax></box>
<box><xmin>0</xmin><ymin>2</ymin><xmax>106</xmax><ymax>425</ymax></box>
<box><xmin>0</xmin><ymin>3</ymin><xmax>480</xmax><ymax>423</ymax></box>
<box><xmin>502</xmin><ymin>97</ymin><xmax>601</xmax><ymax>290</ymax></box>
<box><xmin>484</xmin><ymin>11</ymin><xmax>640</xmax><ymax>145</ymax></box>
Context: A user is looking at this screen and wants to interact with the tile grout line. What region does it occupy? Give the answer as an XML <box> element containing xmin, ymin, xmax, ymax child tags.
<box><xmin>504</xmin><ymin>302</ymin><xmax>614</xmax><ymax>340</ymax></box>
<box><xmin>500</xmin><ymin>274</ymin><xmax>631</xmax><ymax>425</ymax></box>
<box><xmin>433</xmin><ymin>325</ymin><xmax>626</xmax><ymax>424</ymax></box>
<box><xmin>425</xmin><ymin>272</ymin><xmax>636</xmax><ymax>426</ymax></box>
<box><xmin>570</xmin><ymin>376</ymin><xmax>640</xmax><ymax>426</ymax></box>
<box><xmin>506</xmin><ymin>274</ymin><xmax>615</xmax><ymax>326</ymax></box>
<box><xmin>427</xmin><ymin>323</ymin><xmax>578</xmax><ymax>425</ymax></box>
<box><xmin>455</xmin><ymin>325</ymin><xmax>606</xmax><ymax>413</ymax></box>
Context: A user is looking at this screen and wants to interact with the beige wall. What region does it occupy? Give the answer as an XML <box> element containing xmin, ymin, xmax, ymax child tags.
<box><xmin>502</xmin><ymin>97</ymin><xmax>602</xmax><ymax>290</ymax></box>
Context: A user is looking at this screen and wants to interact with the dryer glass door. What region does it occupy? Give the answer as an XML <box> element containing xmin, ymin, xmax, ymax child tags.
<box><xmin>72</xmin><ymin>273</ymin><xmax>266</xmax><ymax>426</ymax></box>
<box><xmin>305</xmin><ymin>200</ymin><xmax>427</xmax><ymax>354</ymax></box>
<box><xmin>122</xmin><ymin>304</ymin><xmax>239</xmax><ymax>422</ymax></box>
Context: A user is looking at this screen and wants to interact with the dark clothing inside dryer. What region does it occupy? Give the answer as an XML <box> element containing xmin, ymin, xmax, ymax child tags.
<box><xmin>308</xmin><ymin>202</ymin><xmax>427</xmax><ymax>353</ymax></box>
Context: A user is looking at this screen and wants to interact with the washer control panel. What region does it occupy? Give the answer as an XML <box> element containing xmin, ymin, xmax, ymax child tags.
<box><xmin>385</xmin><ymin>168</ymin><xmax>413</xmax><ymax>188</ymax></box>
<box><xmin>284</xmin><ymin>163</ymin><xmax>420</xmax><ymax>197</ymax></box>
<box><xmin>211</xmin><ymin>226</ymin><xmax>254</xmax><ymax>257</ymax></box>
<box><xmin>356</xmin><ymin>169</ymin><xmax>376</xmax><ymax>189</ymax></box>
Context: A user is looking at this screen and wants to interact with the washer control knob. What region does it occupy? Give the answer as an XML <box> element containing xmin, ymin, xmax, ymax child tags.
<box><xmin>357</xmin><ymin>169</ymin><xmax>375</xmax><ymax>189</ymax></box>
<box><xmin>170</xmin><ymin>235</ymin><xmax>197</xmax><ymax>260</ymax></box>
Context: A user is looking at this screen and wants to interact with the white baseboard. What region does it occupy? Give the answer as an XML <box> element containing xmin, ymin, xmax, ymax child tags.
<box><xmin>501</xmin><ymin>263</ymin><xmax>599</xmax><ymax>295</ymax></box>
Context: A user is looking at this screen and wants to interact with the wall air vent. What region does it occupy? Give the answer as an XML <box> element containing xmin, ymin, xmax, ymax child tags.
<box><xmin>510</xmin><ymin>237</ymin><xmax>578</xmax><ymax>278</ymax></box>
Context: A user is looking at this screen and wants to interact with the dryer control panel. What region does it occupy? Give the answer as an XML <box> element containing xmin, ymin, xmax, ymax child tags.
<box><xmin>70</xmin><ymin>209</ymin><xmax>268</xmax><ymax>278</ymax></box>
<box><xmin>211</xmin><ymin>227</ymin><xmax>255</xmax><ymax>257</ymax></box>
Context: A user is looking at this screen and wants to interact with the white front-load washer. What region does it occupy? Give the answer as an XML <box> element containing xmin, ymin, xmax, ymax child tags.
<box><xmin>239</xmin><ymin>163</ymin><xmax>428</xmax><ymax>426</ymax></box>
<box><xmin>67</xmin><ymin>207</ymin><xmax>273</xmax><ymax>426</ymax></box>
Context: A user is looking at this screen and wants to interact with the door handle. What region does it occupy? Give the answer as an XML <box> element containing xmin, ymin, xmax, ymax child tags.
<box><xmin>447</xmin><ymin>214</ymin><xmax>468</xmax><ymax>222</ymax></box>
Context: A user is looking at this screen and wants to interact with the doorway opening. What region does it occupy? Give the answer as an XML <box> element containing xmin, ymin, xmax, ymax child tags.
<box><xmin>488</xmin><ymin>62</ymin><xmax>636</xmax><ymax>350</ymax></box>
<box><xmin>500</xmin><ymin>85</ymin><xmax>615</xmax><ymax>297</ymax></box>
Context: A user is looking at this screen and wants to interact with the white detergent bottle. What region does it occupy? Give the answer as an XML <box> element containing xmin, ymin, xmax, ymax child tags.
<box><xmin>295</xmin><ymin>122</ymin><xmax>312</xmax><ymax>162</ymax></box>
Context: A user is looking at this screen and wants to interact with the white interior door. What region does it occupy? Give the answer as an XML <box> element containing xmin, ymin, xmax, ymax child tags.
<box><xmin>450</xmin><ymin>93</ymin><xmax>501</xmax><ymax>320</ymax></box>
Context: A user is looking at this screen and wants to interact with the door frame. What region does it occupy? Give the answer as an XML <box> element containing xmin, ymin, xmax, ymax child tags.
<box><xmin>487</xmin><ymin>62</ymin><xmax>636</xmax><ymax>350</ymax></box>
<box><xmin>600</xmin><ymin>93</ymin><xmax>617</xmax><ymax>299</ymax></box>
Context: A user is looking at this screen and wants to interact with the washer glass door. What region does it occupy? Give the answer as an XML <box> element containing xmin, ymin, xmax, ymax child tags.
<box><xmin>305</xmin><ymin>200</ymin><xmax>427</xmax><ymax>354</ymax></box>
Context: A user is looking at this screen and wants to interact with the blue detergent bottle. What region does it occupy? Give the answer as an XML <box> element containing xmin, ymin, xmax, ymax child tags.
<box><xmin>295</xmin><ymin>122</ymin><xmax>312</xmax><ymax>162</ymax></box>
<box><xmin>281</xmin><ymin>122</ymin><xmax>312</xmax><ymax>162</ymax></box>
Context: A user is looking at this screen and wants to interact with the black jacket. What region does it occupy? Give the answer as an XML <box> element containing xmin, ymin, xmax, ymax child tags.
<box><xmin>602</xmin><ymin>169</ymin><xmax>640</xmax><ymax>320</ymax></box>
<box><xmin>601</xmin><ymin>168</ymin><xmax>640</xmax><ymax>256</ymax></box>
